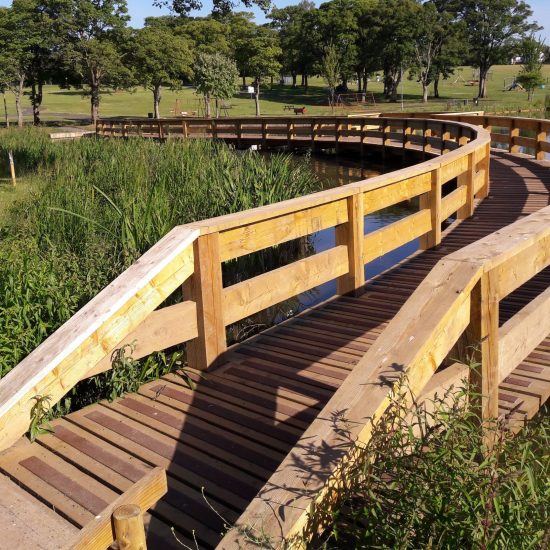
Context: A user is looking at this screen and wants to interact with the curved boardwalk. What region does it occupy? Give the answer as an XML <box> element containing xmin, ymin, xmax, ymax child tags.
<box><xmin>0</xmin><ymin>150</ymin><xmax>549</xmax><ymax>549</ymax></box>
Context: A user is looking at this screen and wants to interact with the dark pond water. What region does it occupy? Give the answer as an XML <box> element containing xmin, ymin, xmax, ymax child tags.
<box><xmin>299</xmin><ymin>153</ymin><xmax>418</xmax><ymax>310</ymax></box>
<box><xmin>226</xmin><ymin>151</ymin><xmax>419</xmax><ymax>342</ymax></box>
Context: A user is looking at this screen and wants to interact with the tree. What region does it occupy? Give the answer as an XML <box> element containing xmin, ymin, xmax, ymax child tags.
<box><xmin>268</xmin><ymin>1</ymin><xmax>320</xmax><ymax>89</ymax></box>
<box><xmin>153</xmin><ymin>0</ymin><xmax>270</xmax><ymax>18</ymax></box>
<box><xmin>455</xmin><ymin>0</ymin><xmax>538</xmax><ymax>99</ymax></box>
<box><xmin>0</xmin><ymin>5</ymin><xmax>32</xmax><ymax>127</ymax></box>
<box><xmin>245</xmin><ymin>32</ymin><xmax>282</xmax><ymax>116</ymax></box>
<box><xmin>516</xmin><ymin>34</ymin><xmax>546</xmax><ymax>101</ymax></box>
<box><xmin>57</xmin><ymin>0</ymin><xmax>132</xmax><ymax>124</ymax></box>
<box><xmin>131</xmin><ymin>26</ymin><xmax>192</xmax><ymax>118</ymax></box>
<box><xmin>193</xmin><ymin>52</ymin><xmax>238</xmax><ymax>117</ymax></box>
<box><xmin>321</xmin><ymin>43</ymin><xmax>340</xmax><ymax>109</ymax></box>
<box><xmin>409</xmin><ymin>1</ymin><xmax>458</xmax><ymax>103</ymax></box>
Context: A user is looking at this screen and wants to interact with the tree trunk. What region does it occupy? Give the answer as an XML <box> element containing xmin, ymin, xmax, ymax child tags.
<box><xmin>254</xmin><ymin>80</ymin><xmax>261</xmax><ymax>116</ymax></box>
<box><xmin>304</xmin><ymin>74</ymin><xmax>308</xmax><ymax>89</ymax></box>
<box><xmin>90</xmin><ymin>77</ymin><xmax>100</xmax><ymax>126</ymax></box>
<box><xmin>242</xmin><ymin>75</ymin><xmax>246</xmax><ymax>87</ymax></box>
<box><xmin>153</xmin><ymin>84</ymin><xmax>162</xmax><ymax>119</ymax></box>
<box><xmin>292</xmin><ymin>73</ymin><xmax>297</xmax><ymax>88</ymax></box>
<box><xmin>357</xmin><ymin>72</ymin><xmax>362</xmax><ymax>93</ymax></box>
<box><xmin>422</xmin><ymin>82</ymin><xmax>429</xmax><ymax>103</ymax></box>
<box><xmin>205</xmin><ymin>93</ymin><xmax>211</xmax><ymax>117</ymax></box>
<box><xmin>31</xmin><ymin>81</ymin><xmax>43</xmax><ymax>126</ymax></box>
<box><xmin>15</xmin><ymin>74</ymin><xmax>25</xmax><ymax>127</ymax></box>
<box><xmin>434</xmin><ymin>75</ymin><xmax>440</xmax><ymax>98</ymax></box>
<box><xmin>478</xmin><ymin>67</ymin><xmax>489</xmax><ymax>99</ymax></box>
<box><xmin>3</xmin><ymin>92</ymin><xmax>9</xmax><ymax>128</ymax></box>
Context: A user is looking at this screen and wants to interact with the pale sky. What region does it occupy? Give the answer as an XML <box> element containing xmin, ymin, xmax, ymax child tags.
<box><xmin>0</xmin><ymin>0</ymin><xmax>548</xmax><ymax>41</ymax></box>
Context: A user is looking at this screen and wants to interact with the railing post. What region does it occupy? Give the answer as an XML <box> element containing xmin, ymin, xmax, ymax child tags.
<box><xmin>237</xmin><ymin>121</ymin><xmax>242</xmax><ymax>149</ymax></box>
<box><xmin>113</xmin><ymin>504</ymin><xmax>147</xmax><ymax>550</ymax></box>
<box><xmin>182</xmin><ymin>120</ymin><xmax>188</xmax><ymax>139</ymax></box>
<box><xmin>335</xmin><ymin>192</ymin><xmax>365</xmax><ymax>296</ymax></box>
<box><xmin>477</xmin><ymin>143</ymin><xmax>491</xmax><ymax>199</ymax></box>
<box><xmin>262</xmin><ymin>121</ymin><xmax>267</xmax><ymax>148</ymax></box>
<box><xmin>468</xmin><ymin>272</ymin><xmax>500</xmax><ymax>448</ymax></box>
<box><xmin>402</xmin><ymin>120</ymin><xmax>411</xmax><ymax>160</ymax></box>
<box><xmin>457</xmin><ymin>152</ymin><xmax>475</xmax><ymax>219</ymax></box>
<box><xmin>335</xmin><ymin>120</ymin><xmax>341</xmax><ymax>154</ymax></box>
<box><xmin>419</xmin><ymin>167</ymin><xmax>442</xmax><ymax>250</ymax></box>
<box><xmin>287</xmin><ymin>120</ymin><xmax>294</xmax><ymax>149</ymax></box>
<box><xmin>422</xmin><ymin>120</ymin><xmax>432</xmax><ymax>159</ymax></box>
<box><xmin>509</xmin><ymin>119</ymin><xmax>519</xmax><ymax>153</ymax></box>
<box><xmin>441</xmin><ymin>122</ymin><xmax>451</xmax><ymax>154</ymax></box>
<box><xmin>184</xmin><ymin>232</ymin><xmax>226</xmax><ymax>370</ymax></box>
<box><xmin>536</xmin><ymin>121</ymin><xmax>547</xmax><ymax>161</ymax></box>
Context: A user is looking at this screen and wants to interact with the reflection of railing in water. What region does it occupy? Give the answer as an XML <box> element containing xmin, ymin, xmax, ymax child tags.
<box><xmin>0</xmin><ymin>115</ymin><xmax>491</xmax><ymax>548</ymax></box>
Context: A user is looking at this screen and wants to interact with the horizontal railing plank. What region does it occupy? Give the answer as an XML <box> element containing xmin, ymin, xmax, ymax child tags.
<box><xmin>364</xmin><ymin>209</ymin><xmax>432</xmax><ymax>263</ymax></box>
<box><xmin>442</xmin><ymin>185</ymin><xmax>468</xmax><ymax>220</ymax></box>
<box><xmin>223</xmin><ymin>246</ymin><xmax>349</xmax><ymax>326</ymax></box>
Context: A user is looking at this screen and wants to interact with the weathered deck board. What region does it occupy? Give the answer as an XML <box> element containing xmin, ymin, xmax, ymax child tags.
<box><xmin>0</xmin><ymin>150</ymin><xmax>549</xmax><ymax>549</ymax></box>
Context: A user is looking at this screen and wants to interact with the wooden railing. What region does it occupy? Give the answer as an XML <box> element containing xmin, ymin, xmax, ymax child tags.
<box><xmin>387</xmin><ymin>112</ymin><xmax>550</xmax><ymax>160</ymax></box>
<box><xmin>0</xmin><ymin>116</ymin><xmax>489</xmax><ymax>454</ymax></box>
<box><xmin>220</xmin><ymin>203</ymin><xmax>550</xmax><ymax>550</ymax></box>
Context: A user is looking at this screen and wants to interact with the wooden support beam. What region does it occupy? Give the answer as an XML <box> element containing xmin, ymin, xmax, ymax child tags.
<box><xmin>335</xmin><ymin>193</ymin><xmax>365</xmax><ymax>296</ymax></box>
<box><xmin>113</xmin><ymin>505</ymin><xmax>147</xmax><ymax>550</ymax></box>
<box><xmin>536</xmin><ymin>122</ymin><xmax>547</xmax><ymax>161</ymax></box>
<box><xmin>509</xmin><ymin>121</ymin><xmax>519</xmax><ymax>153</ymax></box>
<box><xmin>419</xmin><ymin>167</ymin><xmax>442</xmax><ymax>250</ymax></box>
<box><xmin>184</xmin><ymin>233</ymin><xmax>226</xmax><ymax>370</ymax></box>
<box><xmin>457</xmin><ymin>153</ymin><xmax>475</xmax><ymax>220</ymax></box>
<box><xmin>468</xmin><ymin>272</ymin><xmax>500</xmax><ymax>446</ymax></box>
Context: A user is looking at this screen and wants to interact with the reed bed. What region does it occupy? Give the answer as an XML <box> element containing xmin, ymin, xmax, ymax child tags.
<box><xmin>0</xmin><ymin>129</ymin><xmax>322</xmax><ymax>389</ymax></box>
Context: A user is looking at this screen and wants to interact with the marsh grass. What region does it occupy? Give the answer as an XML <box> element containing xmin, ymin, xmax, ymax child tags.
<box><xmin>316</xmin><ymin>384</ymin><xmax>549</xmax><ymax>550</ymax></box>
<box><xmin>0</xmin><ymin>128</ymin><xmax>322</xmax><ymax>409</ymax></box>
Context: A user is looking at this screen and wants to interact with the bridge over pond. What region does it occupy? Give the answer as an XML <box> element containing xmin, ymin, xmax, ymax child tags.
<box><xmin>0</xmin><ymin>114</ymin><xmax>549</xmax><ymax>549</ymax></box>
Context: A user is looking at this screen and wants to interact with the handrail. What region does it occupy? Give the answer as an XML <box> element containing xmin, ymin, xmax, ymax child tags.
<box><xmin>386</xmin><ymin>112</ymin><xmax>550</xmax><ymax>160</ymax></box>
<box><xmin>0</xmin><ymin>116</ymin><xmax>489</xmax><ymax>454</ymax></box>
<box><xmin>220</xmin><ymin>204</ymin><xmax>550</xmax><ymax>549</ymax></box>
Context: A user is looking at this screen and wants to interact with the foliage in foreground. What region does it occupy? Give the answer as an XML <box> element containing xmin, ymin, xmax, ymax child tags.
<box><xmin>320</xmin><ymin>386</ymin><xmax>549</xmax><ymax>550</ymax></box>
<box><xmin>0</xmin><ymin>129</ymin><xmax>321</xmax><ymax>394</ymax></box>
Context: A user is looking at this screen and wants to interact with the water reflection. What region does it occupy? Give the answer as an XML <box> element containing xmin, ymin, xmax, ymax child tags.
<box><xmin>226</xmin><ymin>152</ymin><xmax>419</xmax><ymax>344</ymax></box>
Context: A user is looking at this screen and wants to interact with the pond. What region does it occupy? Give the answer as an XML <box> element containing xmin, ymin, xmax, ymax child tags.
<box><xmin>226</xmin><ymin>151</ymin><xmax>420</xmax><ymax>342</ymax></box>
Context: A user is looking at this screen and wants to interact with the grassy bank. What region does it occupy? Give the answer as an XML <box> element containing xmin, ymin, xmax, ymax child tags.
<box><xmin>0</xmin><ymin>129</ymin><xmax>322</xmax><ymax>406</ymax></box>
<box><xmin>2</xmin><ymin>65</ymin><xmax>550</xmax><ymax>124</ymax></box>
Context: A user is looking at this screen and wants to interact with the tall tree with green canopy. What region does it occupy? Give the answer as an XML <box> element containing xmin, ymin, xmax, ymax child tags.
<box><xmin>268</xmin><ymin>1</ymin><xmax>320</xmax><ymax>89</ymax></box>
<box><xmin>55</xmin><ymin>0</ymin><xmax>132</xmax><ymax>124</ymax></box>
<box><xmin>321</xmin><ymin>43</ymin><xmax>340</xmax><ymax>109</ymax></box>
<box><xmin>0</xmin><ymin>6</ymin><xmax>30</xmax><ymax>127</ymax></box>
<box><xmin>153</xmin><ymin>0</ymin><xmax>270</xmax><ymax>18</ymax></box>
<box><xmin>516</xmin><ymin>34</ymin><xmax>546</xmax><ymax>101</ymax></box>
<box><xmin>193</xmin><ymin>52</ymin><xmax>238</xmax><ymax>117</ymax></box>
<box><xmin>409</xmin><ymin>0</ymin><xmax>459</xmax><ymax>102</ymax></box>
<box><xmin>454</xmin><ymin>0</ymin><xmax>538</xmax><ymax>98</ymax></box>
<box><xmin>130</xmin><ymin>26</ymin><xmax>192</xmax><ymax>118</ymax></box>
<box><xmin>243</xmin><ymin>30</ymin><xmax>282</xmax><ymax>116</ymax></box>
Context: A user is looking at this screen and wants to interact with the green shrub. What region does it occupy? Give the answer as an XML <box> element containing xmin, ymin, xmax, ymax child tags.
<box><xmin>321</xmin><ymin>387</ymin><xmax>550</xmax><ymax>550</ymax></box>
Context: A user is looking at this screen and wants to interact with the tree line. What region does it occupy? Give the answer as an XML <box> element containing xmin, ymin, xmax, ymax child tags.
<box><xmin>0</xmin><ymin>0</ymin><xmax>543</xmax><ymax>125</ymax></box>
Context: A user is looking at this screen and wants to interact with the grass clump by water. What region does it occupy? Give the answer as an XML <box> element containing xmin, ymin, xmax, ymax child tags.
<box><xmin>316</xmin><ymin>385</ymin><xmax>549</xmax><ymax>550</ymax></box>
<box><xmin>0</xmin><ymin>128</ymin><xmax>322</xmax><ymax>406</ymax></box>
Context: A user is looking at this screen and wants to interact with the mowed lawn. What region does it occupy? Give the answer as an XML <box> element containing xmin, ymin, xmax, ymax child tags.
<box><xmin>3</xmin><ymin>64</ymin><xmax>550</xmax><ymax>125</ymax></box>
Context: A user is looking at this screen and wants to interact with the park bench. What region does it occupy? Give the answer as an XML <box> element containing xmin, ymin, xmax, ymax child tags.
<box><xmin>283</xmin><ymin>104</ymin><xmax>295</xmax><ymax>111</ymax></box>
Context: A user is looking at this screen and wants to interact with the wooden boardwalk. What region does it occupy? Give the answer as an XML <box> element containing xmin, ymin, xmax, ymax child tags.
<box><xmin>0</xmin><ymin>148</ymin><xmax>549</xmax><ymax>549</ymax></box>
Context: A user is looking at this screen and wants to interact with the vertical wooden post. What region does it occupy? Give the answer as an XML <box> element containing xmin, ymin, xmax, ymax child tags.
<box><xmin>237</xmin><ymin>121</ymin><xmax>242</xmax><ymax>149</ymax></box>
<box><xmin>287</xmin><ymin>120</ymin><xmax>294</xmax><ymax>149</ymax></box>
<box><xmin>8</xmin><ymin>151</ymin><xmax>16</xmax><ymax>187</ymax></box>
<box><xmin>335</xmin><ymin>120</ymin><xmax>341</xmax><ymax>154</ymax></box>
<box><xmin>113</xmin><ymin>504</ymin><xmax>147</xmax><ymax>550</ymax></box>
<box><xmin>184</xmin><ymin>232</ymin><xmax>226</xmax><ymax>371</ymax></box>
<box><xmin>441</xmin><ymin>122</ymin><xmax>451</xmax><ymax>154</ymax></box>
<box><xmin>402</xmin><ymin>120</ymin><xmax>411</xmax><ymax>160</ymax></box>
<box><xmin>360</xmin><ymin>120</ymin><xmax>366</xmax><ymax>159</ymax></box>
<box><xmin>536</xmin><ymin>122</ymin><xmax>547</xmax><ymax>161</ymax></box>
<box><xmin>422</xmin><ymin>120</ymin><xmax>432</xmax><ymax>159</ymax></box>
<box><xmin>457</xmin><ymin>152</ymin><xmax>475</xmax><ymax>220</ymax></box>
<box><xmin>509</xmin><ymin>120</ymin><xmax>519</xmax><ymax>153</ymax></box>
<box><xmin>212</xmin><ymin>119</ymin><xmax>218</xmax><ymax>140</ymax></box>
<box><xmin>335</xmin><ymin>192</ymin><xmax>365</xmax><ymax>296</ymax></box>
<box><xmin>157</xmin><ymin>121</ymin><xmax>164</xmax><ymax>140</ymax></box>
<box><xmin>262</xmin><ymin>121</ymin><xmax>267</xmax><ymax>148</ymax></box>
<box><xmin>477</xmin><ymin>143</ymin><xmax>491</xmax><ymax>199</ymax></box>
<box><xmin>419</xmin><ymin>167</ymin><xmax>442</xmax><ymax>250</ymax></box>
<box><xmin>468</xmin><ymin>272</ymin><xmax>500</xmax><ymax>448</ymax></box>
